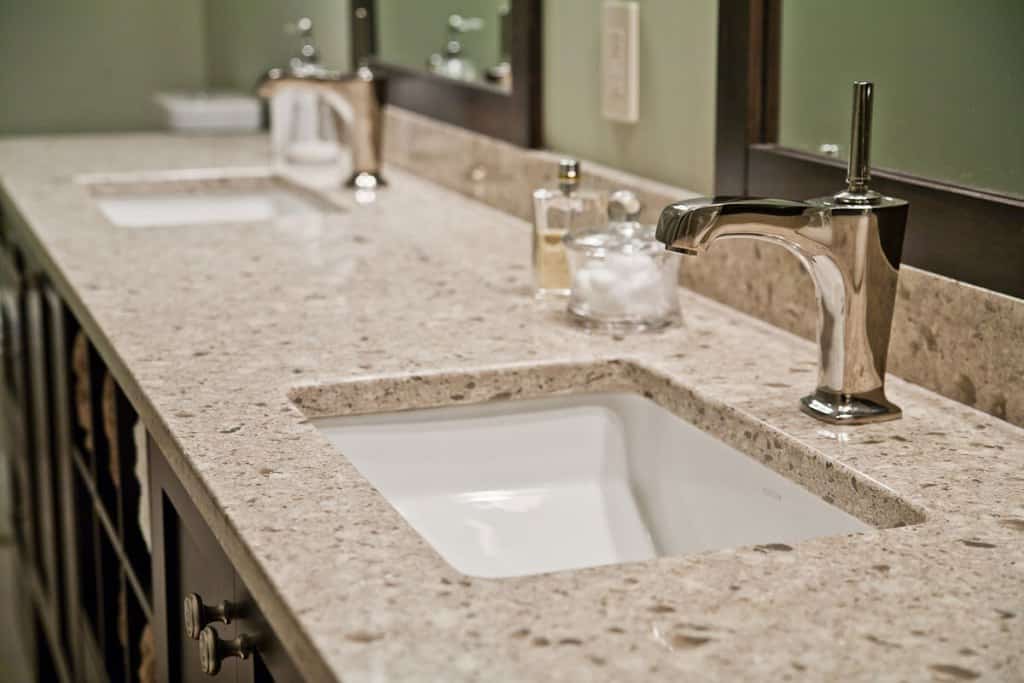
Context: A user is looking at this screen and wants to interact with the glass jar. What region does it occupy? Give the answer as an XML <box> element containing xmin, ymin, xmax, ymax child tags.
<box><xmin>563</xmin><ymin>191</ymin><xmax>681</xmax><ymax>333</ymax></box>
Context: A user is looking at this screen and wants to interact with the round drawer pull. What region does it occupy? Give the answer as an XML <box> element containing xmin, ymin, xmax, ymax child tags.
<box><xmin>183</xmin><ymin>592</ymin><xmax>233</xmax><ymax>640</ymax></box>
<box><xmin>198</xmin><ymin>625</ymin><xmax>253</xmax><ymax>675</ymax></box>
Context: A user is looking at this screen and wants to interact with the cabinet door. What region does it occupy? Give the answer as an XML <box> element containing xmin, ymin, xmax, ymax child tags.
<box><xmin>0</xmin><ymin>245</ymin><xmax>39</xmax><ymax>677</ymax></box>
<box><xmin>234</xmin><ymin>582</ymin><xmax>305</xmax><ymax>683</ymax></box>
<box><xmin>44</xmin><ymin>285</ymin><xmax>83</xmax><ymax>676</ymax></box>
<box><xmin>0</xmin><ymin>244</ymin><xmax>31</xmax><ymax>584</ymax></box>
<box><xmin>149</xmin><ymin>436</ymin><xmax>306</xmax><ymax>682</ymax></box>
<box><xmin>150</xmin><ymin>437</ymin><xmax>240</xmax><ymax>682</ymax></box>
<box><xmin>24</xmin><ymin>277</ymin><xmax>75</xmax><ymax>680</ymax></box>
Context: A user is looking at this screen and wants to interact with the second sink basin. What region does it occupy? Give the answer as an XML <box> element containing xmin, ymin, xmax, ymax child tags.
<box><xmin>311</xmin><ymin>392</ymin><xmax>873</xmax><ymax>578</ymax></box>
<box><xmin>80</xmin><ymin>168</ymin><xmax>344</xmax><ymax>228</ymax></box>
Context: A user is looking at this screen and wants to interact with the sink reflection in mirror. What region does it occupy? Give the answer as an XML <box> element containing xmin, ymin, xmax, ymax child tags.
<box><xmin>308</xmin><ymin>391</ymin><xmax>917</xmax><ymax>579</ymax></box>
<box><xmin>78</xmin><ymin>168</ymin><xmax>346</xmax><ymax>228</ymax></box>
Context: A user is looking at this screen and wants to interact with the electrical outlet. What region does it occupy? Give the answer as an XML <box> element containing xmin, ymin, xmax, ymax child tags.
<box><xmin>602</xmin><ymin>0</ymin><xmax>639</xmax><ymax>123</ymax></box>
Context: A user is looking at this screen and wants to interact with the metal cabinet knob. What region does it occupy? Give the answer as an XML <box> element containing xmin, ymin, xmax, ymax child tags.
<box><xmin>183</xmin><ymin>592</ymin><xmax>233</xmax><ymax>640</ymax></box>
<box><xmin>198</xmin><ymin>625</ymin><xmax>253</xmax><ymax>676</ymax></box>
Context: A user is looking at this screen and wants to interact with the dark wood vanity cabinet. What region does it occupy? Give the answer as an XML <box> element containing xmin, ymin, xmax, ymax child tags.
<box><xmin>150</xmin><ymin>437</ymin><xmax>303</xmax><ymax>683</ymax></box>
<box><xmin>1</xmin><ymin>238</ymin><xmax>80</xmax><ymax>682</ymax></box>
<box><xmin>2</xmin><ymin>232</ymin><xmax>302</xmax><ymax>681</ymax></box>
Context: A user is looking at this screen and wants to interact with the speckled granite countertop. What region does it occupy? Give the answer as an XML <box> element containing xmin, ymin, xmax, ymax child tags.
<box><xmin>1</xmin><ymin>134</ymin><xmax>1021</xmax><ymax>682</ymax></box>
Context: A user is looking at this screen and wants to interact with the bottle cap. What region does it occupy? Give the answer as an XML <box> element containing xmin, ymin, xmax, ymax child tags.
<box><xmin>558</xmin><ymin>159</ymin><xmax>581</xmax><ymax>193</ymax></box>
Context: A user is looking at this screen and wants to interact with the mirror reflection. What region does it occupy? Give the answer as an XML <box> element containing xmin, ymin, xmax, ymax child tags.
<box><xmin>376</xmin><ymin>1</ymin><xmax>514</xmax><ymax>91</ymax></box>
<box><xmin>778</xmin><ymin>0</ymin><xmax>1024</xmax><ymax>198</ymax></box>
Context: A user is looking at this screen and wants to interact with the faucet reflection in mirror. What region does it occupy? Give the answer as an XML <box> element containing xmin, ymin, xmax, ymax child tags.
<box><xmin>428</xmin><ymin>14</ymin><xmax>485</xmax><ymax>82</ymax></box>
<box><xmin>657</xmin><ymin>82</ymin><xmax>909</xmax><ymax>425</ymax></box>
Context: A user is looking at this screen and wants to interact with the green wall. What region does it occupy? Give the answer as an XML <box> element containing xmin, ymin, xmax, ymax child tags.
<box><xmin>0</xmin><ymin>0</ymin><xmax>350</xmax><ymax>136</ymax></box>
<box><xmin>0</xmin><ymin>0</ymin><xmax>208</xmax><ymax>134</ymax></box>
<box><xmin>780</xmin><ymin>0</ymin><xmax>1024</xmax><ymax>197</ymax></box>
<box><xmin>542</xmin><ymin>0</ymin><xmax>719</xmax><ymax>193</ymax></box>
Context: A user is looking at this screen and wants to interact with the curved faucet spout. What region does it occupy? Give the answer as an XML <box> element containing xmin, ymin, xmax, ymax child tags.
<box><xmin>656</xmin><ymin>194</ymin><xmax>908</xmax><ymax>425</ymax></box>
<box><xmin>656</xmin><ymin>197</ymin><xmax>829</xmax><ymax>256</ymax></box>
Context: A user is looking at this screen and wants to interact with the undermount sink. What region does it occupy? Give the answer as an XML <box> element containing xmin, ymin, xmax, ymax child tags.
<box><xmin>311</xmin><ymin>392</ymin><xmax>871</xmax><ymax>578</ymax></box>
<box><xmin>80</xmin><ymin>168</ymin><xmax>344</xmax><ymax>228</ymax></box>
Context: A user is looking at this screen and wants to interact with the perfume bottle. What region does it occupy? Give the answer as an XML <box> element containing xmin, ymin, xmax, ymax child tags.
<box><xmin>531</xmin><ymin>159</ymin><xmax>606</xmax><ymax>298</ymax></box>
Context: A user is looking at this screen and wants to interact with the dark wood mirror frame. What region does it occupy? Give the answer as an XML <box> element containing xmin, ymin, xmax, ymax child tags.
<box><xmin>716</xmin><ymin>0</ymin><xmax>1024</xmax><ymax>298</ymax></box>
<box><xmin>350</xmin><ymin>0</ymin><xmax>542</xmax><ymax>148</ymax></box>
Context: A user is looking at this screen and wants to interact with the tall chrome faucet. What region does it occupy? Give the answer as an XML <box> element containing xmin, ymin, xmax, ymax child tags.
<box><xmin>656</xmin><ymin>82</ymin><xmax>908</xmax><ymax>424</ymax></box>
<box><xmin>259</xmin><ymin>56</ymin><xmax>386</xmax><ymax>189</ymax></box>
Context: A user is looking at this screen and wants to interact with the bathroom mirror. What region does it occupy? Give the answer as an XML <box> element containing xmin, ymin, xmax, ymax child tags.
<box><xmin>351</xmin><ymin>0</ymin><xmax>541</xmax><ymax>147</ymax></box>
<box><xmin>777</xmin><ymin>1</ymin><xmax>1023</xmax><ymax>200</ymax></box>
<box><xmin>377</xmin><ymin>1</ymin><xmax>512</xmax><ymax>90</ymax></box>
<box><xmin>717</xmin><ymin>0</ymin><xmax>1024</xmax><ymax>297</ymax></box>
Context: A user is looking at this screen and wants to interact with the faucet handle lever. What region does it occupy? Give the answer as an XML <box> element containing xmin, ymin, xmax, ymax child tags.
<box><xmin>847</xmin><ymin>81</ymin><xmax>873</xmax><ymax>193</ymax></box>
<box><xmin>835</xmin><ymin>81</ymin><xmax>882</xmax><ymax>205</ymax></box>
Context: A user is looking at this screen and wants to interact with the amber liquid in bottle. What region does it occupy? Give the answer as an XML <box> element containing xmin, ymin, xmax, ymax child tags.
<box><xmin>533</xmin><ymin>215</ymin><xmax>572</xmax><ymax>295</ymax></box>
<box><xmin>531</xmin><ymin>161</ymin><xmax>604</xmax><ymax>298</ymax></box>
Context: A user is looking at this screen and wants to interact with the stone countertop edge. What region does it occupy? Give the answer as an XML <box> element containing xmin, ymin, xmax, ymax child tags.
<box><xmin>0</xmin><ymin>134</ymin><xmax>1021</xmax><ymax>683</ymax></box>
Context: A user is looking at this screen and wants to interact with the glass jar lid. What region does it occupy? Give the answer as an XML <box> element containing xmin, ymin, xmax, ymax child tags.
<box><xmin>563</xmin><ymin>190</ymin><xmax>660</xmax><ymax>256</ymax></box>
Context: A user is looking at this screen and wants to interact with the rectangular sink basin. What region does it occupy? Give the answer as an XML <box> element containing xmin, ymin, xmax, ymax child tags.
<box><xmin>311</xmin><ymin>392</ymin><xmax>870</xmax><ymax>578</ymax></box>
<box><xmin>80</xmin><ymin>168</ymin><xmax>343</xmax><ymax>228</ymax></box>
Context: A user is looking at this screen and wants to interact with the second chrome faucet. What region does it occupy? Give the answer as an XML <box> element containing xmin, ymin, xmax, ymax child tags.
<box><xmin>259</xmin><ymin>20</ymin><xmax>385</xmax><ymax>190</ymax></box>
<box><xmin>657</xmin><ymin>82</ymin><xmax>909</xmax><ymax>425</ymax></box>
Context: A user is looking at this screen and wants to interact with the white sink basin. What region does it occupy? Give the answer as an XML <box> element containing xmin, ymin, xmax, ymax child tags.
<box><xmin>312</xmin><ymin>392</ymin><xmax>869</xmax><ymax>578</ymax></box>
<box><xmin>80</xmin><ymin>168</ymin><xmax>343</xmax><ymax>228</ymax></box>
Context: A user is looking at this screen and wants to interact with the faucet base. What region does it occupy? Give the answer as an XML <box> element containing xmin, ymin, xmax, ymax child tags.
<box><xmin>799</xmin><ymin>389</ymin><xmax>902</xmax><ymax>425</ymax></box>
<box><xmin>346</xmin><ymin>171</ymin><xmax>386</xmax><ymax>190</ymax></box>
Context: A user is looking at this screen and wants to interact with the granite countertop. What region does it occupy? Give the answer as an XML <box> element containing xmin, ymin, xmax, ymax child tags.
<box><xmin>0</xmin><ymin>134</ymin><xmax>1021</xmax><ymax>682</ymax></box>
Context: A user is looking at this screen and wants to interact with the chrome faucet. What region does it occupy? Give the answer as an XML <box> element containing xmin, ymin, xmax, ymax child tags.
<box><xmin>657</xmin><ymin>82</ymin><xmax>908</xmax><ymax>424</ymax></box>
<box><xmin>259</xmin><ymin>57</ymin><xmax>386</xmax><ymax>189</ymax></box>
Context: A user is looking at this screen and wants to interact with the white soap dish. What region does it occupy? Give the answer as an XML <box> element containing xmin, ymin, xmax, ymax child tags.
<box><xmin>154</xmin><ymin>91</ymin><xmax>262</xmax><ymax>133</ymax></box>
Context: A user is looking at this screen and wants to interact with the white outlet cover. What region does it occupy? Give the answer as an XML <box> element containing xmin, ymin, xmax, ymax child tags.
<box><xmin>602</xmin><ymin>1</ymin><xmax>640</xmax><ymax>123</ymax></box>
